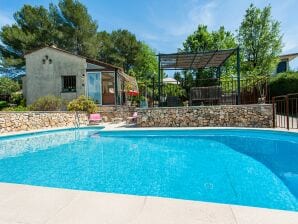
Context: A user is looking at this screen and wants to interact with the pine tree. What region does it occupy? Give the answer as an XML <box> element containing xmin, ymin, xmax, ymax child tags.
<box><xmin>0</xmin><ymin>0</ymin><xmax>99</xmax><ymax>66</ymax></box>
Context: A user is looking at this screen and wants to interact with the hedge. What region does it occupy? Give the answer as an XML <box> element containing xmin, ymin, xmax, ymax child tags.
<box><xmin>269</xmin><ymin>72</ymin><xmax>298</xmax><ymax>97</ymax></box>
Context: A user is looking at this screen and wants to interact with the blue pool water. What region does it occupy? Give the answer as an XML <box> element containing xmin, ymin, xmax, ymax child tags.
<box><xmin>0</xmin><ymin>128</ymin><xmax>298</xmax><ymax>211</ymax></box>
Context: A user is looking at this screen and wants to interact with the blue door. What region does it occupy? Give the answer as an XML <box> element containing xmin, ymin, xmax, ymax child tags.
<box><xmin>87</xmin><ymin>72</ymin><xmax>101</xmax><ymax>104</ymax></box>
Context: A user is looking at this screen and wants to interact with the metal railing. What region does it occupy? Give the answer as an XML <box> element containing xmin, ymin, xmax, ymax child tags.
<box><xmin>74</xmin><ymin>111</ymin><xmax>80</xmax><ymax>129</ymax></box>
<box><xmin>272</xmin><ymin>93</ymin><xmax>298</xmax><ymax>129</ymax></box>
<box><xmin>146</xmin><ymin>76</ymin><xmax>268</xmax><ymax>107</ymax></box>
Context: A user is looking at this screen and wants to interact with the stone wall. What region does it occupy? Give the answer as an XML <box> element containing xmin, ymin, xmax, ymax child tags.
<box><xmin>0</xmin><ymin>112</ymin><xmax>88</xmax><ymax>134</ymax></box>
<box><xmin>137</xmin><ymin>104</ymin><xmax>273</xmax><ymax>128</ymax></box>
<box><xmin>99</xmin><ymin>106</ymin><xmax>136</xmax><ymax>122</ymax></box>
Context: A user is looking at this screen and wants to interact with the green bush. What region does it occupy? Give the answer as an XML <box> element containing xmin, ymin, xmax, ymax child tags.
<box><xmin>0</xmin><ymin>101</ymin><xmax>8</xmax><ymax>110</ymax></box>
<box><xmin>29</xmin><ymin>95</ymin><xmax>63</xmax><ymax>111</ymax></box>
<box><xmin>164</xmin><ymin>84</ymin><xmax>186</xmax><ymax>97</ymax></box>
<box><xmin>2</xmin><ymin>105</ymin><xmax>28</xmax><ymax>111</ymax></box>
<box><xmin>10</xmin><ymin>92</ymin><xmax>26</xmax><ymax>106</ymax></box>
<box><xmin>67</xmin><ymin>96</ymin><xmax>98</xmax><ymax>114</ymax></box>
<box><xmin>0</xmin><ymin>77</ymin><xmax>20</xmax><ymax>95</ymax></box>
<box><xmin>269</xmin><ymin>72</ymin><xmax>298</xmax><ymax>96</ymax></box>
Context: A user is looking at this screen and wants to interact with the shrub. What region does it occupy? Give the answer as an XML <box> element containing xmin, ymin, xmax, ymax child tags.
<box><xmin>0</xmin><ymin>101</ymin><xmax>8</xmax><ymax>110</ymax></box>
<box><xmin>0</xmin><ymin>77</ymin><xmax>20</xmax><ymax>95</ymax></box>
<box><xmin>67</xmin><ymin>96</ymin><xmax>98</xmax><ymax>114</ymax></box>
<box><xmin>10</xmin><ymin>92</ymin><xmax>26</xmax><ymax>106</ymax></box>
<box><xmin>269</xmin><ymin>72</ymin><xmax>298</xmax><ymax>96</ymax></box>
<box><xmin>29</xmin><ymin>95</ymin><xmax>63</xmax><ymax>111</ymax></box>
<box><xmin>2</xmin><ymin>106</ymin><xmax>28</xmax><ymax>111</ymax></box>
<box><xmin>164</xmin><ymin>84</ymin><xmax>186</xmax><ymax>97</ymax></box>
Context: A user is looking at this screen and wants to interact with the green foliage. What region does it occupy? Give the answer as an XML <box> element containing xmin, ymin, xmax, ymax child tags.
<box><xmin>130</xmin><ymin>42</ymin><xmax>158</xmax><ymax>81</ymax></box>
<box><xmin>182</xmin><ymin>25</ymin><xmax>236</xmax><ymax>52</ymax></box>
<box><xmin>0</xmin><ymin>0</ymin><xmax>99</xmax><ymax>66</ymax></box>
<box><xmin>10</xmin><ymin>92</ymin><xmax>25</xmax><ymax>106</ymax></box>
<box><xmin>98</xmin><ymin>29</ymin><xmax>142</xmax><ymax>72</ymax></box>
<box><xmin>269</xmin><ymin>72</ymin><xmax>298</xmax><ymax>96</ymax></box>
<box><xmin>0</xmin><ymin>101</ymin><xmax>8</xmax><ymax>110</ymax></box>
<box><xmin>29</xmin><ymin>95</ymin><xmax>63</xmax><ymax>111</ymax></box>
<box><xmin>51</xmin><ymin>0</ymin><xmax>99</xmax><ymax>58</ymax></box>
<box><xmin>98</xmin><ymin>31</ymin><xmax>158</xmax><ymax>97</ymax></box>
<box><xmin>2</xmin><ymin>105</ymin><xmax>28</xmax><ymax>111</ymax></box>
<box><xmin>0</xmin><ymin>77</ymin><xmax>20</xmax><ymax>95</ymax></box>
<box><xmin>0</xmin><ymin>0</ymin><xmax>157</xmax><ymax>85</ymax></box>
<box><xmin>164</xmin><ymin>84</ymin><xmax>186</xmax><ymax>97</ymax></box>
<box><xmin>220</xmin><ymin>74</ymin><xmax>268</xmax><ymax>94</ymax></box>
<box><xmin>238</xmin><ymin>4</ymin><xmax>282</xmax><ymax>76</ymax></box>
<box><xmin>181</xmin><ymin>25</ymin><xmax>237</xmax><ymax>87</ymax></box>
<box><xmin>67</xmin><ymin>95</ymin><xmax>98</xmax><ymax>114</ymax></box>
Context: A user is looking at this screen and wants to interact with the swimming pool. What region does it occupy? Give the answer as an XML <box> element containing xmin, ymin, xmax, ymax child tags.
<box><xmin>0</xmin><ymin>128</ymin><xmax>297</xmax><ymax>211</ymax></box>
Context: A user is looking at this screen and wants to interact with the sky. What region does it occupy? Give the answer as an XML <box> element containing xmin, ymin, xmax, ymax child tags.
<box><xmin>0</xmin><ymin>0</ymin><xmax>298</xmax><ymax>70</ymax></box>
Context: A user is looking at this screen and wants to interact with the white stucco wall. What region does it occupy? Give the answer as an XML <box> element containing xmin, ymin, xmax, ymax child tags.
<box><xmin>24</xmin><ymin>47</ymin><xmax>87</xmax><ymax>105</ymax></box>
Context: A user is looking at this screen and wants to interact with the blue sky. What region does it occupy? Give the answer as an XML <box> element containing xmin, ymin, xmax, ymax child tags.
<box><xmin>1</xmin><ymin>0</ymin><xmax>298</xmax><ymax>69</ymax></box>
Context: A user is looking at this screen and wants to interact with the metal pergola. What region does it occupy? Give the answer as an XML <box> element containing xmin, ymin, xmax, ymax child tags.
<box><xmin>157</xmin><ymin>47</ymin><xmax>241</xmax><ymax>105</ymax></box>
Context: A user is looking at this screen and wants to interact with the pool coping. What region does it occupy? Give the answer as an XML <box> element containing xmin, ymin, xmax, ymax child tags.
<box><xmin>0</xmin><ymin>182</ymin><xmax>297</xmax><ymax>224</ymax></box>
<box><xmin>0</xmin><ymin>125</ymin><xmax>104</xmax><ymax>138</ymax></box>
<box><xmin>0</xmin><ymin>123</ymin><xmax>297</xmax><ymax>138</ymax></box>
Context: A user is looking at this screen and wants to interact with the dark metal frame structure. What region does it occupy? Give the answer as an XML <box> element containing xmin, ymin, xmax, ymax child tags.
<box><xmin>272</xmin><ymin>93</ymin><xmax>298</xmax><ymax>130</ymax></box>
<box><xmin>157</xmin><ymin>47</ymin><xmax>241</xmax><ymax>105</ymax></box>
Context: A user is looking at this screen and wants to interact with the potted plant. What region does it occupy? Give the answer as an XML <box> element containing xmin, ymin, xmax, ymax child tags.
<box><xmin>139</xmin><ymin>96</ymin><xmax>148</xmax><ymax>108</ymax></box>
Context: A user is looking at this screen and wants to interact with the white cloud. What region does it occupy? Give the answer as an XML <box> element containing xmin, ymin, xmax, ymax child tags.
<box><xmin>167</xmin><ymin>1</ymin><xmax>218</xmax><ymax>36</ymax></box>
<box><xmin>283</xmin><ymin>34</ymin><xmax>298</xmax><ymax>53</ymax></box>
<box><xmin>0</xmin><ymin>11</ymin><xmax>14</xmax><ymax>28</ymax></box>
<box><xmin>188</xmin><ymin>1</ymin><xmax>217</xmax><ymax>28</ymax></box>
<box><xmin>147</xmin><ymin>0</ymin><xmax>218</xmax><ymax>38</ymax></box>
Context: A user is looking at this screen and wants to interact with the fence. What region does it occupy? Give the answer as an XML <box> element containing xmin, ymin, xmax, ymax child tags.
<box><xmin>272</xmin><ymin>93</ymin><xmax>298</xmax><ymax>129</ymax></box>
<box><xmin>143</xmin><ymin>76</ymin><xmax>269</xmax><ymax>107</ymax></box>
<box><xmin>189</xmin><ymin>77</ymin><xmax>268</xmax><ymax>106</ymax></box>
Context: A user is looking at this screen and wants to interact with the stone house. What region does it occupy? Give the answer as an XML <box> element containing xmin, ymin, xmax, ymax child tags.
<box><xmin>23</xmin><ymin>46</ymin><xmax>137</xmax><ymax>106</ymax></box>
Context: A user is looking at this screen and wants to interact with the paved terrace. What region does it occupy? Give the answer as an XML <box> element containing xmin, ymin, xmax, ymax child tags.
<box><xmin>0</xmin><ymin>182</ymin><xmax>298</xmax><ymax>224</ymax></box>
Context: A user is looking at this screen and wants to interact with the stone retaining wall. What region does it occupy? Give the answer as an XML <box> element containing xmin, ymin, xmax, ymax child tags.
<box><xmin>0</xmin><ymin>112</ymin><xmax>88</xmax><ymax>134</ymax></box>
<box><xmin>137</xmin><ymin>104</ymin><xmax>273</xmax><ymax>128</ymax></box>
<box><xmin>99</xmin><ymin>106</ymin><xmax>136</xmax><ymax>122</ymax></box>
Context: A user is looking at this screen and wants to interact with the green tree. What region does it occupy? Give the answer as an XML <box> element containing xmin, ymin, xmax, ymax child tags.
<box><xmin>182</xmin><ymin>25</ymin><xmax>236</xmax><ymax>52</ymax></box>
<box><xmin>238</xmin><ymin>4</ymin><xmax>282</xmax><ymax>76</ymax></box>
<box><xmin>98</xmin><ymin>29</ymin><xmax>142</xmax><ymax>72</ymax></box>
<box><xmin>97</xmin><ymin>31</ymin><xmax>113</xmax><ymax>63</ymax></box>
<box><xmin>51</xmin><ymin>0</ymin><xmax>99</xmax><ymax>58</ymax></box>
<box><xmin>0</xmin><ymin>0</ymin><xmax>99</xmax><ymax>66</ymax></box>
<box><xmin>130</xmin><ymin>42</ymin><xmax>157</xmax><ymax>81</ymax></box>
<box><xmin>0</xmin><ymin>77</ymin><xmax>20</xmax><ymax>95</ymax></box>
<box><xmin>0</xmin><ymin>5</ymin><xmax>56</xmax><ymax>66</ymax></box>
<box><xmin>182</xmin><ymin>25</ymin><xmax>212</xmax><ymax>52</ymax></box>
<box><xmin>181</xmin><ymin>25</ymin><xmax>237</xmax><ymax>86</ymax></box>
<box><xmin>173</xmin><ymin>72</ymin><xmax>182</xmax><ymax>83</ymax></box>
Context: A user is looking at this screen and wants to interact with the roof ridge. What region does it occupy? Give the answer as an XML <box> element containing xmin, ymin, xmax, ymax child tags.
<box><xmin>24</xmin><ymin>45</ymin><xmax>123</xmax><ymax>71</ymax></box>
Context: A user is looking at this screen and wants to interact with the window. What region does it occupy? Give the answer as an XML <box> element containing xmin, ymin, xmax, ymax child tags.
<box><xmin>62</xmin><ymin>76</ymin><xmax>76</xmax><ymax>92</ymax></box>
